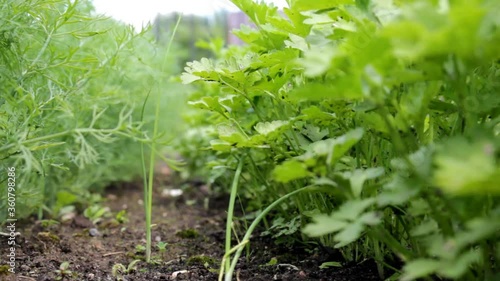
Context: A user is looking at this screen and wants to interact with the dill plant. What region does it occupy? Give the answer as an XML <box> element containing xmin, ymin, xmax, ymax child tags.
<box><xmin>0</xmin><ymin>0</ymin><xmax>182</xmax><ymax>221</ymax></box>
<box><xmin>140</xmin><ymin>15</ymin><xmax>183</xmax><ymax>263</ymax></box>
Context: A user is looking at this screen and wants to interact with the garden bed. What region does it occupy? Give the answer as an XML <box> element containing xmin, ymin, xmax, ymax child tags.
<box><xmin>1</xmin><ymin>179</ymin><xmax>380</xmax><ymax>281</ymax></box>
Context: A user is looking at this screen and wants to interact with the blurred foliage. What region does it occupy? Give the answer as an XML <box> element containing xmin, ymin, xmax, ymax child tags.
<box><xmin>152</xmin><ymin>12</ymin><xmax>228</xmax><ymax>65</ymax></box>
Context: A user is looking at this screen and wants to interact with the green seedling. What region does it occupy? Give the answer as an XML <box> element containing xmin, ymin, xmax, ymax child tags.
<box><xmin>135</xmin><ymin>244</ymin><xmax>146</xmax><ymax>254</ymax></box>
<box><xmin>83</xmin><ymin>205</ymin><xmax>111</xmax><ymax>224</ymax></box>
<box><xmin>112</xmin><ymin>259</ymin><xmax>140</xmax><ymax>281</ymax></box>
<box><xmin>156</xmin><ymin>241</ymin><xmax>168</xmax><ymax>258</ymax></box>
<box><xmin>40</xmin><ymin>219</ymin><xmax>60</xmax><ymax>229</ymax></box>
<box><xmin>115</xmin><ymin>210</ymin><xmax>129</xmax><ymax>224</ymax></box>
<box><xmin>265</xmin><ymin>257</ymin><xmax>278</xmax><ymax>266</ymax></box>
<box><xmin>319</xmin><ymin>261</ymin><xmax>342</xmax><ymax>269</ymax></box>
<box><xmin>54</xmin><ymin>261</ymin><xmax>72</xmax><ymax>280</ymax></box>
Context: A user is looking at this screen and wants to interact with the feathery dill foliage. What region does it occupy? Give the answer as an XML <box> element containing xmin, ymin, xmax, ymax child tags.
<box><xmin>0</xmin><ymin>0</ymin><xmax>179</xmax><ymax>220</ymax></box>
<box><xmin>180</xmin><ymin>0</ymin><xmax>500</xmax><ymax>280</ymax></box>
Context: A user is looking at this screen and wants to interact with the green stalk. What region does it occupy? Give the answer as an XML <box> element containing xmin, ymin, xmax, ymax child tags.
<box><xmin>145</xmin><ymin>87</ymin><xmax>160</xmax><ymax>262</ymax></box>
<box><xmin>423</xmin><ymin>192</ymin><xmax>454</xmax><ymax>237</ymax></box>
<box><xmin>140</xmin><ymin>90</ymin><xmax>151</xmax><ymax>261</ymax></box>
<box><xmin>225</xmin><ymin>158</ymin><xmax>245</xmax><ymax>271</ymax></box>
<box><xmin>142</xmin><ymin>16</ymin><xmax>182</xmax><ymax>263</ymax></box>
<box><xmin>219</xmin><ymin>240</ymin><xmax>249</xmax><ymax>281</ymax></box>
<box><xmin>481</xmin><ymin>241</ymin><xmax>493</xmax><ymax>280</ymax></box>
<box><xmin>368</xmin><ymin>226</ymin><xmax>413</xmax><ymax>261</ymax></box>
<box><xmin>223</xmin><ymin>185</ymin><xmax>314</xmax><ymax>281</ymax></box>
<box><xmin>451</xmin><ymin>55</ymin><xmax>467</xmax><ymax>135</ymax></box>
<box><xmin>372</xmin><ymin>237</ymin><xmax>385</xmax><ymax>280</ymax></box>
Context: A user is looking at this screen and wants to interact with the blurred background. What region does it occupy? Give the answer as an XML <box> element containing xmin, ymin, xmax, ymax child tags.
<box><xmin>92</xmin><ymin>0</ymin><xmax>288</xmax><ymax>61</ymax></box>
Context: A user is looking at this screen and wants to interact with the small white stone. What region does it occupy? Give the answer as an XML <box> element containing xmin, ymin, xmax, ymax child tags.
<box><xmin>89</xmin><ymin>228</ymin><xmax>100</xmax><ymax>237</ymax></box>
<box><xmin>172</xmin><ymin>270</ymin><xmax>188</xmax><ymax>279</ymax></box>
<box><xmin>162</xmin><ymin>188</ymin><xmax>183</xmax><ymax>197</ymax></box>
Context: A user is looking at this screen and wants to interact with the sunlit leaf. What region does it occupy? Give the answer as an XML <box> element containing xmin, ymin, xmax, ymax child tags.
<box><xmin>433</xmin><ymin>138</ymin><xmax>499</xmax><ymax>195</ymax></box>
<box><xmin>342</xmin><ymin>167</ymin><xmax>384</xmax><ymax>197</ymax></box>
<box><xmin>292</xmin><ymin>0</ymin><xmax>354</xmax><ymax>11</ymax></box>
<box><xmin>401</xmin><ymin>259</ymin><xmax>441</xmax><ymax>281</ymax></box>
<box><xmin>273</xmin><ymin>160</ymin><xmax>310</xmax><ymax>183</ymax></box>
<box><xmin>254</xmin><ymin>120</ymin><xmax>289</xmax><ymax>136</ymax></box>
<box><xmin>302</xmin><ymin>214</ymin><xmax>349</xmax><ymax>237</ymax></box>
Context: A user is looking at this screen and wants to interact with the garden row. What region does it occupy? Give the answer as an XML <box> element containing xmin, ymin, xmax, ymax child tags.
<box><xmin>180</xmin><ymin>0</ymin><xmax>500</xmax><ymax>280</ymax></box>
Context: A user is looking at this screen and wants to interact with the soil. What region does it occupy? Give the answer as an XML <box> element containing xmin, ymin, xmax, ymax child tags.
<box><xmin>1</xmin><ymin>175</ymin><xmax>381</xmax><ymax>281</ymax></box>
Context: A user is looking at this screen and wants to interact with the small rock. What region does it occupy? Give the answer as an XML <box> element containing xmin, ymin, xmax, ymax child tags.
<box><xmin>89</xmin><ymin>228</ymin><xmax>100</xmax><ymax>237</ymax></box>
<box><xmin>90</xmin><ymin>239</ymin><xmax>104</xmax><ymax>250</ymax></box>
<box><xmin>72</xmin><ymin>215</ymin><xmax>93</xmax><ymax>228</ymax></box>
<box><xmin>155</xmin><ymin>235</ymin><xmax>161</xmax><ymax>242</ymax></box>
<box><xmin>87</xmin><ymin>273</ymin><xmax>95</xmax><ymax>280</ymax></box>
<box><xmin>61</xmin><ymin>212</ymin><xmax>76</xmax><ymax>222</ymax></box>
<box><xmin>20</xmin><ymin>264</ymin><xmax>30</xmax><ymax>271</ymax></box>
<box><xmin>161</xmin><ymin>188</ymin><xmax>183</xmax><ymax>197</ymax></box>
<box><xmin>172</xmin><ymin>270</ymin><xmax>188</xmax><ymax>279</ymax></box>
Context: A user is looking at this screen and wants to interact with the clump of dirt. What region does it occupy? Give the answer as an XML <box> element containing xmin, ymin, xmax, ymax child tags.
<box><xmin>1</xmin><ymin>180</ymin><xmax>381</xmax><ymax>281</ymax></box>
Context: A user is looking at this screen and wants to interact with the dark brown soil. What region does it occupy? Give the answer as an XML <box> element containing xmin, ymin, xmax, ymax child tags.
<box><xmin>1</xmin><ymin>178</ymin><xmax>381</xmax><ymax>281</ymax></box>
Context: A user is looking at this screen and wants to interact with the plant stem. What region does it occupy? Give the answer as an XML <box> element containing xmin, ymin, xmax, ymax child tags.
<box><xmin>368</xmin><ymin>226</ymin><xmax>413</xmax><ymax>262</ymax></box>
<box><xmin>225</xmin><ymin>158</ymin><xmax>245</xmax><ymax>271</ymax></box>
<box><xmin>372</xmin><ymin>237</ymin><xmax>385</xmax><ymax>280</ymax></box>
<box><xmin>143</xmin><ymin>15</ymin><xmax>182</xmax><ymax>263</ymax></box>
<box><xmin>224</xmin><ymin>185</ymin><xmax>314</xmax><ymax>281</ymax></box>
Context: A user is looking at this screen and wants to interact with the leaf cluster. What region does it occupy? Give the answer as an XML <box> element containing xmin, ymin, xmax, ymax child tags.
<box><xmin>180</xmin><ymin>0</ymin><xmax>500</xmax><ymax>280</ymax></box>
